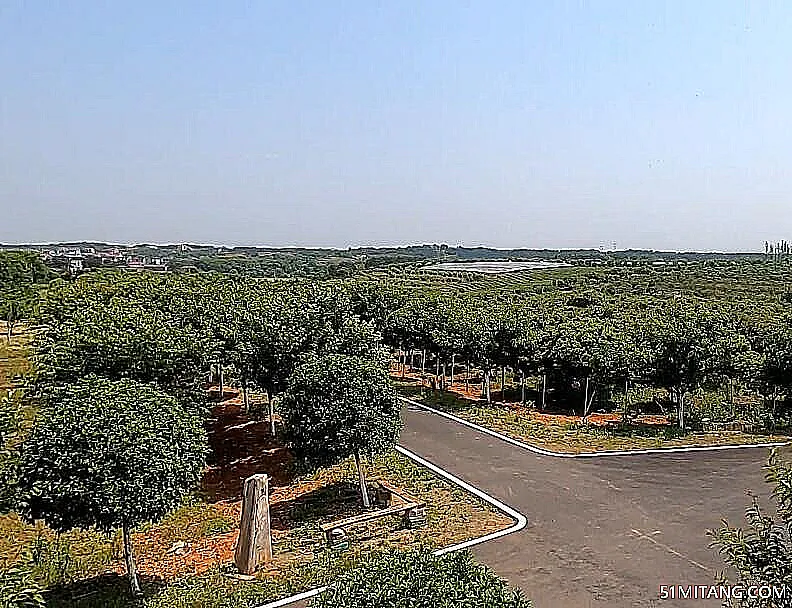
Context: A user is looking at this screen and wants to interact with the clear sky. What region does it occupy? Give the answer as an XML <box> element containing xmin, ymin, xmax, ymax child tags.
<box><xmin>2</xmin><ymin>1</ymin><xmax>791</xmax><ymax>251</ymax></box>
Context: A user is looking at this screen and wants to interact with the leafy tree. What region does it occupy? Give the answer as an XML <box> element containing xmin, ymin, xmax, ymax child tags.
<box><xmin>311</xmin><ymin>548</ymin><xmax>532</xmax><ymax>608</ymax></box>
<box><xmin>15</xmin><ymin>377</ymin><xmax>208</xmax><ymax>596</ymax></box>
<box><xmin>0</xmin><ymin>251</ymin><xmax>48</xmax><ymax>342</ymax></box>
<box><xmin>0</xmin><ymin>287</ymin><xmax>36</xmax><ymax>342</ymax></box>
<box><xmin>0</xmin><ymin>251</ymin><xmax>51</xmax><ymax>285</ymax></box>
<box><xmin>35</xmin><ymin>283</ymin><xmax>207</xmax><ymax>400</ymax></box>
<box><xmin>710</xmin><ymin>450</ymin><xmax>792</xmax><ymax>607</ymax></box>
<box><xmin>644</xmin><ymin>300</ymin><xmax>735</xmax><ymax>430</ymax></box>
<box><xmin>743</xmin><ymin>318</ymin><xmax>792</xmax><ymax>427</ymax></box>
<box><xmin>279</xmin><ymin>354</ymin><xmax>400</xmax><ymax>507</ymax></box>
<box><xmin>0</xmin><ymin>392</ymin><xmax>28</xmax><ymax>513</ymax></box>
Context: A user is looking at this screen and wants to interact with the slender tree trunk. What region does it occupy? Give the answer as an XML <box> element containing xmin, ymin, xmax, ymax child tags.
<box><xmin>501</xmin><ymin>367</ymin><xmax>506</xmax><ymax>401</ymax></box>
<box><xmin>242</xmin><ymin>375</ymin><xmax>250</xmax><ymax>415</ymax></box>
<box><xmin>266</xmin><ymin>390</ymin><xmax>276</xmax><ymax>436</ymax></box>
<box><xmin>450</xmin><ymin>354</ymin><xmax>455</xmax><ymax>387</ymax></box>
<box><xmin>541</xmin><ymin>373</ymin><xmax>547</xmax><ymax>411</ymax></box>
<box><xmin>622</xmin><ymin>376</ymin><xmax>629</xmax><ymax>423</ymax></box>
<box><xmin>484</xmin><ymin>369</ymin><xmax>491</xmax><ymax>403</ymax></box>
<box><xmin>401</xmin><ymin>348</ymin><xmax>406</xmax><ymax>379</ymax></box>
<box><xmin>679</xmin><ymin>391</ymin><xmax>686</xmax><ymax>431</ymax></box>
<box><xmin>441</xmin><ymin>362</ymin><xmax>447</xmax><ymax>391</ymax></box>
<box><xmin>672</xmin><ymin>387</ymin><xmax>685</xmax><ymax>430</ymax></box>
<box><xmin>435</xmin><ymin>357</ymin><xmax>440</xmax><ymax>383</ymax></box>
<box><xmin>583</xmin><ymin>376</ymin><xmax>590</xmax><ymax>420</ymax></box>
<box><xmin>354</xmin><ymin>451</ymin><xmax>371</xmax><ymax>508</ymax></box>
<box><xmin>122</xmin><ymin>521</ymin><xmax>142</xmax><ymax>597</ymax></box>
<box><xmin>422</xmin><ymin>350</ymin><xmax>426</xmax><ymax>374</ymax></box>
<box><xmin>771</xmin><ymin>390</ymin><xmax>778</xmax><ymax>431</ymax></box>
<box><xmin>520</xmin><ymin>375</ymin><xmax>525</xmax><ymax>405</ymax></box>
<box><xmin>218</xmin><ymin>363</ymin><xmax>224</xmax><ymax>402</ymax></box>
<box><xmin>464</xmin><ymin>361</ymin><xmax>469</xmax><ymax>392</ymax></box>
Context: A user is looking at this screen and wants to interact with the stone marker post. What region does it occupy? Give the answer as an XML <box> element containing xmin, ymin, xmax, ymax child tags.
<box><xmin>234</xmin><ymin>473</ymin><xmax>273</xmax><ymax>575</ymax></box>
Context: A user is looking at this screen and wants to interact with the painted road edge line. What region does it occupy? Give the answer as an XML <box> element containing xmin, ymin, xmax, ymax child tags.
<box><xmin>254</xmin><ymin>443</ymin><xmax>527</xmax><ymax>608</ymax></box>
<box><xmin>394</xmin><ymin>444</ymin><xmax>528</xmax><ymax>555</ymax></box>
<box><xmin>400</xmin><ymin>396</ymin><xmax>790</xmax><ymax>459</ymax></box>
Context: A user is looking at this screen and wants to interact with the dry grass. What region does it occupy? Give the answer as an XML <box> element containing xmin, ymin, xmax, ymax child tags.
<box><xmin>399</xmin><ymin>382</ymin><xmax>789</xmax><ymax>454</ymax></box>
<box><xmin>1</xmin><ymin>389</ymin><xmax>512</xmax><ymax>607</ymax></box>
<box><xmin>0</xmin><ymin>325</ymin><xmax>33</xmax><ymax>390</ymax></box>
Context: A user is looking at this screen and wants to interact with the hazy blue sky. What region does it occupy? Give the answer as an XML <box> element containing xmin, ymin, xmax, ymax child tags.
<box><xmin>2</xmin><ymin>1</ymin><xmax>791</xmax><ymax>250</ymax></box>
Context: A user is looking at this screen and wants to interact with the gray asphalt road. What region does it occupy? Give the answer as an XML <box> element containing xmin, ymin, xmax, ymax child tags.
<box><xmin>399</xmin><ymin>406</ymin><xmax>776</xmax><ymax>608</ymax></box>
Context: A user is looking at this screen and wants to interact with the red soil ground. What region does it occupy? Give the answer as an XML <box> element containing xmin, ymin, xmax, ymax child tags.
<box><xmin>393</xmin><ymin>365</ymin><xmax>670</xmax><ymax>427</ymax></box>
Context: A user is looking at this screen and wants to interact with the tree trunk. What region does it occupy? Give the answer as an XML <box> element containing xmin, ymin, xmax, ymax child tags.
<box><xmin>583</xmin><ymin>376</ymin><xmax>590</xmax><ymax>420</ymax></box>
<box><xmin>484</xmin><ymin>369</ymin><xmax>491</xmax><ymax>403</ymax></box>
<box><xmin>218</xmin><ymin>364</ymin><xmax>224</xmax><ymax>402</ymax></box>
<box><xmin>401</xmin><ymin>348</ymin><xmax>406</xmax><ymax>379</ymax></box>
<box><xmin>541</xmin><ymin>373</ymin><xmax>547</xmax><ymax>411</ymax></box>
<box><xmin>441</xmin><ymin>362</ymin><xmax>447</xmax><ymax>391</ymax></box>
<box><xmin>771</xmin><ymin>390</ymin><xmax>779</xmax><ymax>431</ymax></box>
<box><xmin>520</xmin><ymin>375</ymin><xmax>526</xmax><ymax>405</ymax></box>
<box><xmin>242</xmin><ymin>375</ymin><xmax>250</xmax><ymax>415</ymax></box>
<box><xmin>501</xmin><ymin>367</ymin><xmax>506</xmax><ymax>401</ymax></box>
<box><xmin>267</xmin><ymin>391</ymin><xmax>276</xmax><ymax>436</ymax></box>
<box><xmin>450</xmin><ymin>354</ymin><xmax>455</xmax><ymax>387</ymax></box>
<box><xmin>422</xmin><ymin>350</ymin><xmax>426</xmax><ymax>374</ymax></box>
<box><xmin>435</xmin><ymin>357</ymin><xmax>440</xmax><ymax>384</ymax></box>
<box><xmin>354</xmin><ymin>451</ymin><xmax>371</xmax><ymax>508</ymax></box>
<box><xmin>464</xmin><ymin>362</ymin><xmax>469</xmax><ymax>392</ymax></box>
<box><xmin>676</xmin><ymin>388</ymin><xmax>686</xmax><ymax>431</ymax></box>
<box><xmin>122</xmin><ymin>521</ymin><xmax>142</xmax><ymax>597</ymax></box>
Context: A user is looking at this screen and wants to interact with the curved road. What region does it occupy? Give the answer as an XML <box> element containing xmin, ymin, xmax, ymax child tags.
<box><xmin>400</xmin><ymin>405</ymin><xmax>778</xmax><ymax>608</ymax></box>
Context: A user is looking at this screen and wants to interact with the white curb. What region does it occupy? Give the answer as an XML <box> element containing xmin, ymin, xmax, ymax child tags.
<box><xmin>399</xmin><ymin>396</ymin><xmax>790</xmax><ymax>458</ymax></box>
<box><xmin>254</xmin><ymin>444</ymin><xmax>528</xmax><ymax>608</ymax></box>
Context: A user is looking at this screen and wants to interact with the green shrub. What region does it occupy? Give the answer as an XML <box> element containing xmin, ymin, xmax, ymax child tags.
<box><xmin>0</xmin><ymin>566</ymin><xmax>45</xmax><ymax>608</ymax></box>
<box><xmin>710</xmin><ymin>450</ymin><xmax>792</xmax><ymax>606</ymax></box>
<box><xmin>311</xmin><ymin>548</ymin><xmax>531</xmax><ymax>608</ymax></box>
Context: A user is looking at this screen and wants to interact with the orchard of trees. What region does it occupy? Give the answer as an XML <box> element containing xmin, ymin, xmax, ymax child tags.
<box><xmin>2</xmin><ymin>270</ymin><xmax>402</xmax><ymax>595</ymax></box>
<box><xmin>4</xmin><ymin>255</ymin><xmax>792</xmax><ymax>599</ymax></box>
<box><xmin>368</xmin><ymin>286</ymin><xmax>792</xmax><ymax>431</ymax></box>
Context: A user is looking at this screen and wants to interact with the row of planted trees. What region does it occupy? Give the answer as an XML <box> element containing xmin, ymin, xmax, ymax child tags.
<box><xmin>354</xmin><ymin>288</ymin><xmax>792</xmax><ymax>430</ymax></box>
<box><xmin>4</xmin><ymin>271</ymin><xmax>402</xmax><ymax>597</ymax></box>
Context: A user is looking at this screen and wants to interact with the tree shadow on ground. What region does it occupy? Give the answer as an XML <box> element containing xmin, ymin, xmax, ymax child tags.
<box><xmin>44</xmin><ymin>573</ymin><xmax>166</xmax><ymax>608</ymax></box>
<box><xmin>269</xmin><ymin>480</ymin><xmax>366</xmax><ymax>532</ymax></box>
<box><xmin>201</xmin><ymin>401</ymin><xmax>296</xmax><ymax>503</ymax></box>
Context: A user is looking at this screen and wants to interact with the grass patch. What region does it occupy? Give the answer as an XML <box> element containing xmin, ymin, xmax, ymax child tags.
<box><xmin>1</xmin><ymin>450</ymin><xmax>511</xmax><ymax>608</ymax></box>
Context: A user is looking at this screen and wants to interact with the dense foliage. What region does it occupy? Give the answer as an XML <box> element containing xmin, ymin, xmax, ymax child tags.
<box><xmin>0</xmin><ymin>566</ymin><xmax>45</xmax><ymax>608</ymax></box>
<box><xmin>710</xmin><ymin>451</ymin><xmax>792</xmax><ymax>607</ymax></box>
<box><xmin>14</xmin><ymin>377</ymin><xmax>208</xmax><ymax>594</ymax></box>
<box><xmin>16</xmin><ymin>377</ymin><xmax>207</xmax><ymax>532</ymax></box>
<box><xmin>311</xmin><ymin>548</ymin><xmax>531</xmax><ymax>608</ymax></box>
<box><xmin>0</xmin><ymin>251</ymin><xmax>51</xmax><ymax>340</ymax></box>
<box><xmin>280</xmin><ymin>354</ymin><xmax>401</xmax><ymax>469</ymax></box>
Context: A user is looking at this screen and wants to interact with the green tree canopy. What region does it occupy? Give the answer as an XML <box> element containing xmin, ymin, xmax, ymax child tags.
<box><xmin>312</xmin><ymin>548</ymin><xmax>532</xmax><ymax>608</ymax></box>
<box><xmin>15</xmin><ymin>376</ymin><xmax>208</xmax><ymax>594</ymax></box>
<box><xmin>280</xmin><ymin>354</ymin><xmax>401</xmax><ymax>470</ymax></box>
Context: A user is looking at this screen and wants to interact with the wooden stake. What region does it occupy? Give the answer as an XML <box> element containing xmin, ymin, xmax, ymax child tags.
<box><xmin>235</xmin><ymin>474</ymin><xmax>273</xmax><ymax>575</ymax></box>
<box><xmin>355</xmin><ymin>452</ymin><xmax>371</xmax><ymax>508</ymax></box>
